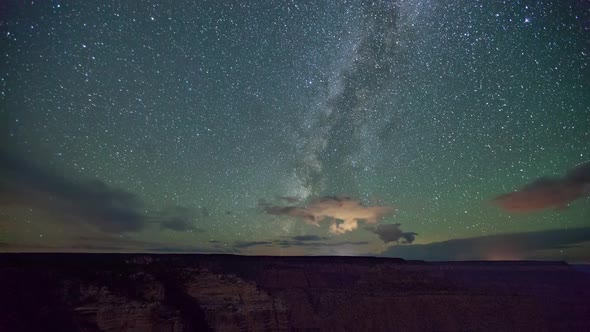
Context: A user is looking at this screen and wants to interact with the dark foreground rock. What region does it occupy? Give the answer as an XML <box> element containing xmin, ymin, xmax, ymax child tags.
<box><xmin>0</xmin><ymin>254</ymin><xmax>588</xmax><ymax>331</ymax></box>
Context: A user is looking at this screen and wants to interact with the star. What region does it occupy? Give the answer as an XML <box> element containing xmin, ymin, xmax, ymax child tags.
<box><xmin>0</xmin><ymin>0</ymin><xmax>587</xmax><ymax>260</ymax></box>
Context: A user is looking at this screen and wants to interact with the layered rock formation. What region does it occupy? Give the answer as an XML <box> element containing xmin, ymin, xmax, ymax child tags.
<box><xmin>0</xmin><ymin>254</ymin><xmax>588</xmax><ymax>331</ymax></box>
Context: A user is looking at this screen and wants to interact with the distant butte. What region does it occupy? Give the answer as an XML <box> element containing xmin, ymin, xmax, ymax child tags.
<box><xmin>0</xmin><ymin>253</ymin><xmax>589</xmax><ymax>331</ymax></box>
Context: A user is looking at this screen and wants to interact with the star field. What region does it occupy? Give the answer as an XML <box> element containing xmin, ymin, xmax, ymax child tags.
<box><xmin>1</xmin><ymin>0</ymin><xmax>589</xmax><ymax>260</ymax></box>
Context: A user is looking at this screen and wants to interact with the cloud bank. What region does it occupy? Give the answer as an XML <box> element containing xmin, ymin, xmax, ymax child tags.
<box><xmin>381</xmin><ymin>227</ymin><xmax>590</xmax><ymax>261</ymax></box>
<box><xmin>234</xmin><ymin>235</ymin><xmax>368</xmax><ymax>250</ymax></box>
<box><xmin>262</xmin><ymin>196</ymin><xmax>394</xmax><ymax>234</ymax></box>
<box><xmin>492</xmin><ymin>161</ymin><xmax>590</xmax><ymax>213</ymax></box>
<box><xmin>0</xmin><ymin>150</ymin><xmax>201</xmax><ymax>234</ymax></box>
<box><xmin>369</xmin><ymin>223</ymin><xmax>417</xmax><ymax>244</ymax></box>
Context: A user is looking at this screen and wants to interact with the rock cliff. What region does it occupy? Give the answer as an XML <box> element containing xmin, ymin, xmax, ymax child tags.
<box><xmin>0</xmin><ymin>254</ymin><xmax>588</xmax><ymax>331</ymax></box>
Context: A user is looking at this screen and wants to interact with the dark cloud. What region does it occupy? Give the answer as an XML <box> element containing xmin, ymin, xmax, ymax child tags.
<box><xmin>147</xmin><ymin>246</ymin><xmax>230</xmax><ymax>254</ymax></box>
<box><xmin>156</xmin><ymin>206</ymin><xmax>203</xmax><ymax>232</ymax></box>
<box><xmin>381</xmin><ymin>227</ymin><xmax>590</xmax><ymax>261</ymax></box>
<box><xmin>568</xmin><ymin>162</ymin><xmax>590</xmax><ymax>182</ymax></box>
<box><xmin>73</xmin><ymin>235</ymin><xmax>232</xmax><ymax>253</ymax></box>
<box><xmin>72</xmin><ymin>236</ymin><xmax>227</xmax><ymax>253</ymax></box>
<box><xmin>262</xmin><ymin>195</ymin><xmax>394</xmax><ymax>234</ymax></box>
<box><xmin>492</xmin><ymin>161</ymin><xmax>590</xmax><ymax>213</ymax></box>
<box><xmin>234</xmin><ymin>235</ymin><xmax>356</xmax><ymax>250</ymax></box>
<box><xmin>402</xmin><ymin>232</ymin><xmax>417</xmax><ymax>244</ymax></box>
<box><xmin>1</xmin><ymin>150</ymin><xmax>144</xmax><ymax>233</ymax></box>
<box><xmin>369</xmin><ymin>223</ymin><xmax>418</xmax><ymax>244</ymax></box>
<box><xmin>1</xmin><ymin>235</ymin><xmax>224</xmax><ymax>253</ymax></box>
<box><xmin>277</xmin><ymin>240</ymin><xmax>369</xmax><ymax>248</ymax></box>
<box><xmin>234</xmin><ymin>238</ymin><xmax>368</xmax><ymax>250</ymax></box>
<box><xmin>159</xmin><ymin>218</ymin><xmax>196</xmax><ymax>232</ymax></box>
<box><xmin>0</xmin><ymin>150</ymin><xmax>201</xmax><ymax>234</ymax></box>
<box><xmin>234</xmin><ymin>241</ymin><xmax>274</xmax><ymax>249</ymax></box>
<box><xmin>75</xmin><ymin>235</ymin><xmax>160</xmax><ymax>247</ymax></box>
<box><xmin>289</xmin><ymin>235</ymin><xmax>327</xmax><ymax>242</ymax></box>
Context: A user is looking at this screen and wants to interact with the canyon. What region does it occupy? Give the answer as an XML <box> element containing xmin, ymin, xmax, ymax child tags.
<box><xmin>0</xmin><ymin>254</ymin><xmax>589</xmax><ymax>331</ymax></box>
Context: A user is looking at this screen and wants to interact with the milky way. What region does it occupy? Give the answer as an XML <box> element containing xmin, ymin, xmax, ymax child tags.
<box><xmin>1</xmin><ymin>0</ymin><xmax>589</xmax><ymax>260</ymax></box>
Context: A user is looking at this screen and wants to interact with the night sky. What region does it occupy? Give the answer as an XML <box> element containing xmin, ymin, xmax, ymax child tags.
<box><xmin>1</xmin><ymin>0</ymin><xmax>589</xmax><ymax>261</ymax></box>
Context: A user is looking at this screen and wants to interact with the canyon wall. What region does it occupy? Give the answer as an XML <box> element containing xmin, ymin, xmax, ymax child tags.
<box><xmin>0</xmin><ymin>254</ymin><xmax>588</xmax><ymax>331</ymax></box>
